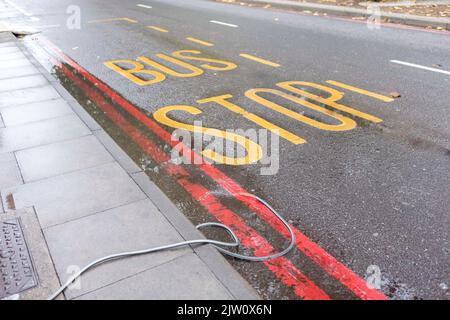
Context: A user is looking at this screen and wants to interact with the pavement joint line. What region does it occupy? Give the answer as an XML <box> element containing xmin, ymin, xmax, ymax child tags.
<box><xmin>0</xmin><ymin>112</ymin><xmax>5</xmax><ymax>128</ymax></box>
<box><xmin>239</xmin><ymin>53</ymin><xmax>280</xmax><ymax>67</ymax></box>
<box><xmin>38</xmin><ymin>189</ymin><xmax>147</xmax><ymax>230</ymax></box>
<box><xmin>41</xmin><ymin>198</ymin><xmax>147</xmax><ymax>231</ymax></box>
<box><xmin>326</xmin><ymin>80</ymin><xmax>394</xmax><ymax>102</ymax></box>
<box><xmin>34</xmin><ymin>206</ymin><xmax>65</xmax><ymax>297</ymax></box>
<box><xmin>0</xmin><ymin>88</ymin><xmax>61</xmax><ymax>109</ymax></box>
<box><xmin>5</xmin><ymin>0</ymin><xmax>33</xmax><ymax>17</ymax></box>
<box><xmin>0</xmin><ymin>72</ymin><xmax>47</xmax><ymax>83</ymax></box>
<box><xmin>88</xmin><ymin>17</ymin><xmax>138</xmax><ymax>24</ymax></box>
<box><xmin>18</xmin><ymin>150</ymin><xmax>117</xmax><ymax>185</ymax></box>
<box><xmin>147</xmin><ymin>25</ymin><xmax>169</xmax><ymax>32</ymax></box>
<box><xmin>209</xmin><ymin>20</ymin><xmax>239</xmax><ymax>28</ymax></box>
<box><xmin>11</xmin><ymin>151</ymin><xmax>25</xmax><ymax>186</ymax></box>
<box><xmin>186</xmin><ymin>37</ymin><xmax>214</xmax><ymax>47</ymax></box>
<box><xmin>1</xmin><ymin>109</ymin><xmax>75</xmax><ymax>128</ymax></box>
<box><xmin>72</xmin><ymin>250</ymin><xmax>194</xmax><ymax>300</ymax></box>
<box><xmin>0</xmin><ymin>113</ymin><xmax>93</xmax><ymax>153</ymax></box>
<box><xmin>137</xmin><ymin>4</ymin><xmax>152</xmax><ymax>9</ymax></box>
<box><xmin>0</xmin><ymin>127</ymin><xmax>92</xmax><ymax>155</ymax></box>
<box><xmin>390</xmin><ymin>60</ymin><xmax>450</xmax><ymax>75</ymax></box>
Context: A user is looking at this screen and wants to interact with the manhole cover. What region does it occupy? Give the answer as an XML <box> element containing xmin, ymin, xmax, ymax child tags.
<box><xmin>0</xmin><ymin>218</ymin><xmax>38</xmax><ymax>299</ymax></box>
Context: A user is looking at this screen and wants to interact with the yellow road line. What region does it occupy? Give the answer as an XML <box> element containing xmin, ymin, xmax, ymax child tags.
<box><xmin>239</xmin><ymin>53</ymin><xmax>280</xmax><ymax>67</ymax></box>
<box><xmin>186</xmin><ymin>37</ymin><xmax>214</xmax><ymax>47</ymax></box>
<box><xmin>88</xmin><ymin>17</ymin><xmax>138</xmax><ymax>24</ymax></box>
<box><xmin>326</xmin><ymin>80</ymin><xmax>394</xmax><ymax>102</ymax></box>
<box><xmin>147</xmin><ymin>25</ymin><xmax>169</xmax><ymax>33</ymax></box>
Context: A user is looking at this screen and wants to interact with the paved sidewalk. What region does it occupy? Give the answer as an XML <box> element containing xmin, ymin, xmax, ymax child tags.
<box><xmin>0</xmin><ymin>32</ymin><xmax>258</xmax><ymax>300</ymax></box>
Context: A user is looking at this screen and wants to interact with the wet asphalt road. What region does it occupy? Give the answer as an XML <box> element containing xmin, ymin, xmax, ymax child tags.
<box><xmin>2</xmin><ymin>0</ymin><xmax>450</xmax><ymax>299</ymax></box>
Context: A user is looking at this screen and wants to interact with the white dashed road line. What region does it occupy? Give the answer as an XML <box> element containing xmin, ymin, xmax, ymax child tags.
<box><xmin>209</xmin><ymin>20</ymin><xmax>238</xmax><ymax>28</ymax></box>
<box><xmin>390</xmin><ymin>60</ymin><xmax>450</xmax><ymax>75</ymax></box>
<box><xmin>137</xmin><ymin>4</ymin><xmax>152</xmax><ymax>9</ymax></box>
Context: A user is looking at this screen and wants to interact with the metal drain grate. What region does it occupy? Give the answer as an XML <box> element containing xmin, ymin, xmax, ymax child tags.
<box><xmin>0</xmin><ymin>218</ymin><xmax>38</xmax><ymax>299</ymax></box>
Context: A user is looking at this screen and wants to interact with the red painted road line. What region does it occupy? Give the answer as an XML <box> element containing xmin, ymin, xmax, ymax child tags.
<box><xmin>61</xmin><ymin>64</ymin><xmax>330</xmax><ymax>300</ymax></box>
<box><xmin>39</xmin><ymin>36</ymin><xmax>387</xmax><ymax>300</ymax></box>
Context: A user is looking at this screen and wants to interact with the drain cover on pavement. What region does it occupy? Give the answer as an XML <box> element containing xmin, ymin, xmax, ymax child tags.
<box><xmin>0</xmin><ymin>218</ymin><xmax>38</xmax><ymax>299</ymax></box>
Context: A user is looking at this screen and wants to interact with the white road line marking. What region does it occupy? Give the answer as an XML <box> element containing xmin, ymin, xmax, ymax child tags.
<box><xmin>38</xmin><ymin>24</ymin><xmax>61</xmax><ymax>29</ymax></box>
<box><xmin>209</xmin><ymin>20</ymin><xmax>238</xmax><ymax>28</ymax></box>
<box><xmin>390</xmin><ymin>60</ymin><xmax>450</xmax><ymax>75</ymax></box>
<box><xmin>137</xmin><ymin>4</ymin><xmax>152</xmax><ymax>9</ymax></box>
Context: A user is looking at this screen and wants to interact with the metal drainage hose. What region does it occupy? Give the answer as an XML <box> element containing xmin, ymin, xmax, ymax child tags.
<box><xmin>48</xmin><ymin>193</ymin><xmax>295</xmax><ymax>300</ymax></box>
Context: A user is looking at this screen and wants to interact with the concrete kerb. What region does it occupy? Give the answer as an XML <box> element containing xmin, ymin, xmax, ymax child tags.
<box><xmin>224</xmin><ymin>0</ymin><xmax>450</xmax><ymax>30</ymax></box>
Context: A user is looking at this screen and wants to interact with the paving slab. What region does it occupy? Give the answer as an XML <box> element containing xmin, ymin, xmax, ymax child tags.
<box><xmin>0</xmin><ymin>74</ymin><xmax>48</xmax><ymax>93</ymax></box>
<box><xmin>0</xmin><ymin>42</ymin><xmax>18</xmax><ymax>49</ymax></box>
<box><xmin>0</xmin><ymin>152</ymin><xmax>22</xmax><ymax>190</ymax></box>
<box><xmin>1</xmin><ymin>162</ymin><xmax>147</xmax><ymax>227</ymax></box>
<box><xmin>76</xmin><ymin>252</ymin><xmax>233</xmax><ymax>300</ymax></box>
<box><xmin>44</xmin><ymin>199</ymin><xmax>191</xmax><ymax>299</ymax></box>
<box><xmin>0</xmin><ymin>85</ymin><xmax>61</xmax><ymax>109</ymax></box>
<box><xmin>0</xmin><ymin>98</ymin><xmax>74</xmax><ymax>126</ymax></box>
<box><xmin>0</xmin><ymin>46</ymin><xmax>20</xmax><ymax>54</ymax></box>
<box><xmin>0</xmin><ymin>14</ymin><xmax>20</xmax><ymax>20</ymax></box>
<box><xmin>0</xmin><ymin>65</ymin><xmax>39</xmax><ymax>80</ymax></box>
<box><xmin>0</xmin><ymin>58</ymin><xmax>32</xmax><ymax>69</ymax></box>
<box><xmin>0</xmin><ymin>51</ymin><xmax>25</xmax><ymax>61</ymax></box>
<box><xmin>0</xmin><ymin>42</ymin><xmax>16</xmax><ymax>48</ymax></box>
<box><xmin>0</xmin><ymin>114</ymin><xmax>91</xmax><ymax>154</ymax></box>
<box><xmin>16</xmin><ymin>135</ymin><xmax>114</xmax><ymax>182</ymax></box>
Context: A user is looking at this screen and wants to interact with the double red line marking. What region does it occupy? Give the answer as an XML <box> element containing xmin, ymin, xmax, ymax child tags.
<box><xmin>37</xmin><ymin>36</ymin><xmax>386</xmax><ymax>300</ymax></box>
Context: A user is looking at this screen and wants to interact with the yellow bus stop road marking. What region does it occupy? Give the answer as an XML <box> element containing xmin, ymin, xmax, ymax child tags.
<box><xmin>326</xmin><ymin>80</ymin><xmax>394</xmax><ymax>102</ymax></box>
<box><xmin>147</xmin><ymin>25</ymin><xmax>169</xmax><ymax>33</ymax></box>
<box><xmin>239</xmin><ymin>53</ymin><xmax>280</xmax><ymax>67</ymax></box>
<box><xmin>186</xmin><ymin>37</ymin><xmax>214</xmax><ymax>47</ymax></box>
<box><xmin>88</xmin><ymin>17</ymin><xmax>138</xmax><ymax>24</ymax></box>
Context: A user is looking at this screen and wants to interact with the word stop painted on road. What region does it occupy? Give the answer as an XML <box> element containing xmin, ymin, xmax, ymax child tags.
<box><xmin>153</xmin><ymin>80</ymin><xmax>383</xmax><ymax>166</ymax></box>
<box><xmin>104</xmin><ymin>50</ymin><xmax>237</xmax><ymax>86</ymax></box>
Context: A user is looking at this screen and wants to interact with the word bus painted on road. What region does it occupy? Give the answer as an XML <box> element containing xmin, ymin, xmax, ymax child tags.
<box><xmin>104</xmin><ymin>50</ymin><xmax>236</xmax><ymax>85</ymax></box>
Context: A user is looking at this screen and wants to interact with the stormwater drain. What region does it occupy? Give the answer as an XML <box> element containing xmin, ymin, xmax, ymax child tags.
<box><xmin>0</xmin><ymin>218</ymin><xmax>38</xmax><ymax>299</ymax></box>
